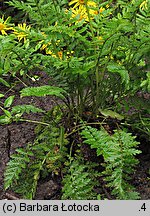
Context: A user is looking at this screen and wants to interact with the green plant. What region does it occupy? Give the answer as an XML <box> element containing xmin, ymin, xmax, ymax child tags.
<box><xmin>0</xmin><ymin>85</ymin><xmax>66</xmax><ymax>125</ymax></box>
<box><xmin>0</xmin><ymin>100</ymin><xmax>45</xmax><ymax>125</ymax></box>
<box><xmin>1</xmin><ymin>0</ymin><xmax>149</xmax><ymax>117</ymax></box>
<box><xmin>62</xmin><ymin>158</ymin><xmax>98</xmax><ymax>200</ymax></box>
<box><xmin>1</xmin><ymin>0</ymin><xmax>150</xmax><ymax>200</ymax></box>
<box><xmin>81</xmin><ymin>125</ymin><xmax>141</xmax><ymax>199</ymax></box>
<box><xmin>4</xmin><ymin>114</ymin><xmax>68</xmax><ymax>199</ymax></box>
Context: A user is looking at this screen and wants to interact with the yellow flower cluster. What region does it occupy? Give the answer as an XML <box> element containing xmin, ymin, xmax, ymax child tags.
<box><xmin>0</xmin><ymin>17</ymin><xmax>63</xmax><ymax>59</ymax></box>
<box><xmin>41</xmin><ymin>42</ymin><xmax>74</xmax><ymax>60</ymax></box>
<box><xmin>1</xmin><ymin>1</ymin><xmax>107</xmax><ymax>59</ymax></box>
<box><xmin>0</xmin><ymin>16</ymin><xmax>31</xmax><ymax>43</ymax></box>
<box><xmin>39</xmin><ymin>37</ymin><xmax>63</xmax><ymax>59</ymax></box>
<box><xmin>69</xmin><ymin>0</ymin><xmax>106</xmax><ymax>23</ymax></box>
<box><xmin>71</xmin><ymin>7</ymin><xmax>89</xmax><ymax>22</ymax></box>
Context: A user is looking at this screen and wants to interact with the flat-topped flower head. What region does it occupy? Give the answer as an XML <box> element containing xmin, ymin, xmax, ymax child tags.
<box><xmin>0</xmin><ymin>16</ymin><xmax>13</xmax><ymax>35</ymax></box>
<box><xmin>13</xmin><ymin>23</ymin><xmax>31</xmax><ymax>42</ymax></box>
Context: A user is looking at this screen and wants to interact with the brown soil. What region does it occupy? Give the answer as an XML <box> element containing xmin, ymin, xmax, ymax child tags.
<box><xmin>0</xmin><ymin>71</ymin><xmax>149</xmax><ymax>200</ymax></box>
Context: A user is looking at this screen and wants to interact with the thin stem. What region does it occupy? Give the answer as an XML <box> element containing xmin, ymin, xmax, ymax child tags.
<box><xmin>66</xmin><ymin>119</ymin><xmax>107</xmax><ymax>138</ymax></box>
<box><xmin>69</xmin><ymin>140</ymin><xmax>75</xmax><ymax>158</ymax></box>
<box><xmin>34</xmin><ymin>0</ymin><xmax>46</xmax><ymax>25</ymax></box>
<box><xmin>15</xmin><ymin>76</ymin><xmax>28</xmax><ymax>87</ymax></box>
<box><xmin>12</xmin><ymin>50</ymin><xmax>26</xmax><ymax>67</ymax></box>
<box><xmin>0</xmin><ymin>106</ymin><xmax>4</xmax><ymax>111</ymax></box>
<box><xmin>85</xmin><ymin>0</ymin><xmax>95</xmax><ymax>40</ymax></box>
<box><xmin>139</xmin><ymin>113</ymin><xmax>149</xmax><ymax>132</ymax></box>
<box><xmin>85</xmin><ymin>2</ymin><xmax>100</xmax><ymax>113</ymax></box>
<box><xmin>19</xmin><ymin>118</ymin><xmax>50</xmax><ymax>126</ymax></box>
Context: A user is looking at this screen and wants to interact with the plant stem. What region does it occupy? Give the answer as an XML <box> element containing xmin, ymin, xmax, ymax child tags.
<box><xmin>15</xmin><ymin>76</ymin><xmax>28</xmax><ymax>87</ymax></box>
<box><xmin>85</xmin><ymin>1</ymin><xmax>100</xmax><ymax>113</ymax></box>
<box><xmin>19</xmin><ymin>118</ymin><xmax>50</xmax><ymax>126</ymax></box>
<box><xmin>66</xmin><ymin>120</ymin><xmax>107</xmax><ymax>138</ymax></box>
<box><xmin>85</xmin><ymin>0</ymin><xmax>95</xmax><ymax>40</ymax></box>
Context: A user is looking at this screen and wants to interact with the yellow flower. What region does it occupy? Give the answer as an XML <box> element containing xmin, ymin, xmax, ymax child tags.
<box><xmin>98</xmin><ymin>36</ymin><xmax>103</xmax><ymax>41</ymax></box>
<box><xmin>41</xmin><ymin>31</ymin><xmax>47</xmax><ymax>38</ymax></box>
<box><xmin>89</xmin><ymin>8</ymin><xmax>98</xmax><ymax>16</ymax></box>
<box><xmin>45</xmin><ymin>50</ymin><xmax>63</xmax><ymax>59</ymax></box>
<box><xmin>41</xmin><ymin>43</ymin><xmax>53</xmax><ymax>56</ymax></box>
<box><xmin>57</xmin><ymin>51</ymin><xmax>63</xmax><ymax>59</ymax></box>
<box><xmin>13</xmin><ymin>23</ymin><xmax>30</xmax><ymax>42</ymax></box>
<box><xmin>67</xmin><ymin>51</ymin><xmax>74</xmax><ymax>54</ymax></box>
<box><xmin>69</xmin><ymin>0</ymin><xmax>97</xmax><ymax>9</ymax></box>
<box><xmin>40</xmin><ymin>41</ymin><xmax>51</xmax><ymax>51</ymax></box>
<box><xmin>40</xmin><ymin>39</ymin><xmax>62</xmax><ymax>58</ymax></box>
<box><xmin>95</xmin><ymin>36</ymin><xmax>104</xmax><ymax>45</ymax></box>
<box><xmin>71</xmin><ymin>7</ymin><xmax>89</xmax><ymax>22</ymax></box>
<box><xmin>99</xmin><ymin>7</ymin><xmax>105</xmax><ymax>13</ymax></box>
<box><xmin>86</xmin><ymin>1</ymin><xmax>97</xmax><ymax>8</ymax></box>
<box><xmin>46</xmin><ymin>49</ymin><xmax>53</xmax><ymax>55</ymax></box>
<box><xmin>139</xmin><ymin>0</ymin><xmax>148</xmax><ymax>10</ymax></box>
<box><xmin>66</xmin><ymin>51</ymin><xmax>74</xmax><ymax>59</ymax></box>
<box><xmin>89</xmin><ymin>5</ymin><xmax>106</xmax><ymax>16</ymax></box>
<box><xmin>0</xmin><ymin>16</ymin><xmax>13</xmax><ymax>35</ymax></box>
<box><xmin>69</xmin><ymin>0</ymin><xmax>86</xmax><ymax>8</ymax></box>
<box><xmin>69</xmin><ymin>0</ymin><xmax>98</xmax><ymax>20</ymax></box>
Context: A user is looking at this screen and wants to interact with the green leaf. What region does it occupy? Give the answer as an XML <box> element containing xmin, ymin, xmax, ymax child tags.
<box><xmin>20</xmin><ymin>85</ymin><xmax>66</xmax><ymax>99</ymax></box>
<box><xmin>20</xmin><ymin>69</ymin><xmax>25</xmax><ymax>76</ymax></box>
<box><xmin>3</xmin><ymin>109</ymin><xmax>12</xmax><ymax>118</ymax></box>
<box><xmin>62</xmin><ymin>159</ymin><xmax>97</xmax><ymax>200</ymax></box>
<box><xmin>11</xmin><ymin>104</ymin><xmax>44</xmax><ymax>115</ymax></box>
<box><xmin>140</xmin><ymin>72</ymin><xmax>150</xmax><ymax>92</ymax></box>
<box><xmin>4</xmin><ymin>57</ymin><xmax>10</xmax><ymax>72</ymax></box>
<box><xmin>16</xmin><ymin>148</ymin><xmax>34</xmax><ymax>156</ymax></box>
<box><xmin>107</xmin><ymin>63</ymin><xmax>130</xmax><ymax>89</ymax></box>
<box><xmin>4</xmin><ymin>95</ymin><xmax>15</xmax><ymax>108</ymax></box>
<box><xmin>0</xmin><ymin>115</ymin><xmax>12</xmax><ymax>124</ymax></box>
<box><xmin>0</xmin><ymin>78</ymin><xmax>10</xmax><ymax>87</ymax></box>
<box><xmin>80</xmin><ymin>125</ymin><xmax>141</xmax><ymax>199</ymax></box>
<box><xmin>99</xmin><ymin>109</ymin><xmax>124</xmax><ymax>120</ymax></box>
<box><xmin>4</xmin><ymin>147</ymin><xmax>30</xmax><ymax>190</ymax></box>
<box><xmin>0</xmin><ymin>94</ymin><xmax>4</xmax><ymax>98</ymax></box>
<box><xmin>117</xmin><ymin>20</ymin><xmax>133</xmax><ymax>33</ymax></box>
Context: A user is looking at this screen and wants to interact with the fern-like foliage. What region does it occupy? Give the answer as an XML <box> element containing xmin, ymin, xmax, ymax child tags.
<box><xmin>11</xmin><ymin>104</ymin><xmax>44</xmax><ymax>115</ymax></box>
<box><xmin>62</xmin><ymin>159</ymin><xmax>98</xmax><ymax>200</ymax></box>
<box><xmin>7</xmin><ymin>0</ymin><xmax>29</xmax><ymax>11</ymax></box>
<box><xmin>20</xmin><ymin>85</ymin><xmax>66</xmax><ymax>99</ymax></box>
<box><xmin>7</xmin><ymin>0</ymin><xmax>61</xmax><ymax>26</ymax></box>
<box><xmin>107</xmin><ymin>63</ymin><xmax>130</xmax><ymax>89</ymax></box>
<box><xmin>4</xmin><ymin>148</ymin><xmax>34</xmax><ymax>190</ymax></box>
<box><xmin>4</xmin><ymin>114</ymin><xmax>68</xmax><ymax>199</ymax></box>
<box><xmin>80</xmin><ymin>125</ymin><xmax>141</xmax><ymax>199</ymax></box>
